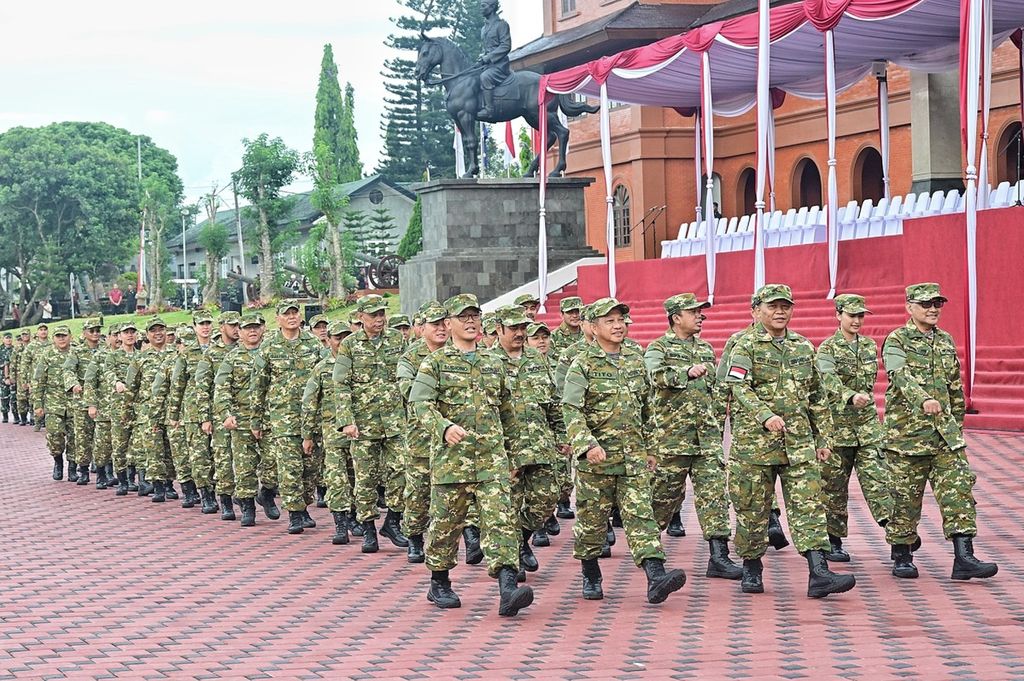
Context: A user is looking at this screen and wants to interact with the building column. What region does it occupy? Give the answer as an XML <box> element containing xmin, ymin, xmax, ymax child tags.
<box><xmin>910</xmin><ymin>70</ymin><xmax>965</xmax><ymax>193</ymax></box>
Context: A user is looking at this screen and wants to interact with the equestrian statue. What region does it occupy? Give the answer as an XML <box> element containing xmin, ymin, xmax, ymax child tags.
<box><xmin>415</xmin><ymin>0</ymin><xmax>599</xmax><ymax>178</ymax></box>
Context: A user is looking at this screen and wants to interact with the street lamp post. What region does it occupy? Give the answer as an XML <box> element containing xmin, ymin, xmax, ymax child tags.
<box><xmin>180</xmin><ymin>208</ymin><xmax>189</xmax><ymax>311</ymax></box>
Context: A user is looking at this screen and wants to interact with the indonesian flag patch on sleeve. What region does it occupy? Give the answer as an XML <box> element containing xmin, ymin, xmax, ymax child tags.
<box><xmin>727</xmin><ymin>365</ymin><xmax>748</xmax><ymax>381</ymax></box>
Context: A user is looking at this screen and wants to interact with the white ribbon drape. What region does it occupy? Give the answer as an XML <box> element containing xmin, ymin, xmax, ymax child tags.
<box><xmin>599</xmin><ymin>84</ymin><xmax>617</xmax><ymax>298</ymax></box>
<box><xmin>768</xmin><ymin>106</ymin><xmax>777</xmax><ymax>213</ymax></box>
<box><xmin>977</xmin><ymin>0</ymin><xmax>994</xmax><ymax>209</ymax></box>
<box><xmin>963</xmin><ymin>0</ymin><xmax>985</xmax><ymax>404</ymax></box>
<box><xmin>538</xmin><ymin>111</ymin><xmax>549</xmax><ymax>313</ymax></box>
<box><xmin>879</xmin><ymin>73</ymin><xmax>892</xmax><ymax>200</ymax></box>
<box><xmin>753</xmin><ymin>0</ymin><xmax>770</xmax><ymax>291</ymax></box>
<box><xmin>454</xmin><ymin>128</ymin><xmax>466</xmax><ymax>178</ymax></box>
<box><xmin>825</xmin><ymin>30</ymin><xmax>839</xmax><ymax>299</ymax></box>
<box><xmin>694</xmin><ymin>110</ymin><xmax>704</xmax><ymax>225</ymax></box>
<box><xmin>701</xmin><ymin>52</ymin><xmax>717</xmax><ymax>305</ymax></box>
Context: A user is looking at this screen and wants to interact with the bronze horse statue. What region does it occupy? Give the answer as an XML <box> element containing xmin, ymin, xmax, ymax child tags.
<box><xmin>414</xmin><ymin>35</ymin><xmax>599</xmax><ymax>178</ymax></box>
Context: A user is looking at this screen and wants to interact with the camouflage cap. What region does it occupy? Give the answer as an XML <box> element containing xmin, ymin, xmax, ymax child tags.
<box><xmin>356</xmin><ymin>294</ymin><xmax>388</xmax><ymax>314</ymax></box>
<box><xmin>418</xmin><ymin>300</ymin><xmax>441</xmax><ymax>314</ymax></box>
<box><xmin>623</xmin><ymin>314</ymin><xmax>633</xmax><ymax>325</ymax></box>
<box><xmin>412</xmin><ymin>315</ymin><xmax>423</xmax><ymax>326</ymax></box>
<box><xmin>526</xmin><ymin>322</ymin><xmax>550</xmax><ymax>337</ymax></box>
<box><xmin>559</xmin><ymin>296</ymin><xmax>583</xmax><ymax>312</ymax></box>
<box><xmin>18</xmin><ymin>329</ymin><xmax>30</xmax><ymax>337</ymax></box>
<box><xmin>421</xmin><ymin>303</ymin><xmax>448</xmax><ymax>324</ymax></box>
<box><xmin>906</xmin><ymin>282</ymin><xmax>947</xmax><ymax>302</ymax></box>
<box><xmin>2</xmin><ymin>333</ymin><xmax>10</xmax><ymax>338</ymax></box>
<box><xmin>52</xmin><ymin>325</ymin><xmax>71</xmax><ymax>337</ymax></box>
<box><xmin>176</xmin><ymin>326</ymin><xmax>195</xmax><ymax>341</ymax></box>
<box><xmin>348</xmin><ymin>311</ymin><xmax>362</xmax><ymax>324</ymax></box>
<box><xmin>192</xmin><ymin>309</ymin><xmax>215</xmax><ymax>324</ymax></box>
<box><xmin>308</xmin><ymin>313</ymin><xmax>328</xmax><ymax>328</ymax></box>
<box><xmin>445</xmin><ymin>293</ymin><xmax>480</xmax><ymax>316</ymax></box>
<box><xmin>217</xmin><ymin>311</ymin><xmax>241</xmax><ymax>326</ymax></box>
<box><xmin>664</xmin><ymin>293</ymin><xmax>710</xmax><ymax>315</ymax></box>
<box><xmin>388</xmin><ymin>314</ymin><xmax>412</xmax><ymax>329</ymax></box>
<box><xmin>327</xmin><ymin>320</ymin><xmax>350</xmax><ymax>336</ymax></box>
<box><xmin>756</xmin><ymin>284</ymin><xmax>795</xmax><ymax>304</ymax></box>
<box><xmin>481</xmin><ymin>312</ymin><xmax>498</xmax><ymax>335</ymax></box>
<box><xmin>212</xmin><ymin>330</ymin><xmax>221</xmax><ymax>341</ymax></box>
<box><xmin>495</xmin><ymin>304</ymin><xmax>530</xmax><ymax>327</ymax></box>
<box><xmin>750</xmin><ymin>293</ymin><xmax>761</xmax><ymax>308</ymax></box>
<box><xmin>107</xmin><ymin>323</ymin><xmax>121</xmax><ymax>335</ymax></box>
<box><xmin>587</xmin><ymin>297</ymin><xmax>630</xmax><ymax>321</ymax></box>
<box><xmin>119</xmin><ymin>321</ymin><xmax>138</xmax><ymax>332</ymax></box>
<box><xmin>276</xmin><ymin>300</ymin><xmax>300</xmax><ymax>315</ymax></box>
<box><xmin>240</xmin><ymin>313</ymin><xmax>263</xmax><ymax>328</ymax></box>
<box><xmin>514</xmin><ymin>293</ymin><xmax>540</xmax><ymax>307</ymax></box>
<box><xmin>36</xmin><ymin>322</ymin><xmax>48</xmax><ymax>329</ymax></box>
<box><xmin>83</xmin><ymin>317</ymin><xmax>103</xmax><ymax>330</ymax></box>
<box><xmin>145</xmin><ymin>317</ymin><xmax>168</xmax><ymax>331</ymax></box>
<box><xmin>835</xmin><ymin>293</ymin><xmax>871</xmax><ymax>314</ymax></box>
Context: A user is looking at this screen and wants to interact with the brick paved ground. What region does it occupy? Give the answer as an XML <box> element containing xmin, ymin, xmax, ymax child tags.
<box><xmin>1</xmin><ymin>425</ymin><xmax>1022</xmax><ymax>681</ymax></box>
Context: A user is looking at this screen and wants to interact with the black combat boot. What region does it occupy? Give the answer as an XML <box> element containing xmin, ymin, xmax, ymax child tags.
<box><xmin>380</xmin><ymin>509</ymin><xmax>409</xmax><ymax>547</ymax></box>
<box><xmin>544</xmin><ymin>514</ymin><xmax>561</xmax><ymax>536</ymax></box>
<box><xmin>301</xmin><ymin>510</ymin><xmax>316</xmax><ymax>529</ymax></box>
<box><xmin>806</xmin><ymin>550</ymin><xmax>857</xmax><ymax>598</ymax></box>
<box><xmin>517</xmin><ymin>568</ymin><xmax>527</xmax><ymax>583</ymax></box>
<box><xmin>361</xmin><ymin>520</ymin><xmax>379</xmax><ymax>553</ymax></box>
<box><xmin>520</xmin><ymin>528</ymin><xmax>539</xmax><ymax>572</ymax></box>
<box><xmin>407</xmin><ymin>533</ymin><xmax>425</xmax><ymax>563</ymax></box>
<box><xmin>115</xmin><ymin>470</ymin><xmax>129</xmax><ymax>496</ymax></box>
<box><xmin>67</xmin><ymin>460</ymin><xmax>78</xmax><ymax>483</ymax></box>
<box><xmin>891</xmin><ymin>536</ymin><xmax>923</xmax><ymax>560</ymax></box>
<box><xmin>581</xmin><ymin>558</ymin><xmax>603</xmax><ymax>600</ymax></box>
<box><xmin>463</xmin><ymin>525</ymin><xmax>484</xmax><ymax>564</ymax></box>
<box><xmin>611</xmin><ymin>506</ymin><xmax>623</xmax><ymax>528</ymax></box>
<box><xmin>137</xmin><ymin>470</ymin><xmax>153</xmax><ymax>497</ymax></box>
<box><xmin>180</xmin><ymin>481</ymin><xmax>199</xmax><ymax>508</ymax></box>
<box><xmin>741</xmin><ymin>558</ymin><xmax>765</xmax><ymax>593</ymax></box>
<box><xmin>497</xmin><ymin>566</ymin><xmax>534</xmax><ymax>617</ymax></box>
<box><xmin>891</xmin><ymin>544</ymin><xmax>919</xmax><ymax>579</ymax></box>
<box><xmin>532</xmin><ymin>528</ymin><xmax>550</xmax><ymax>547</ymax></box>
<box><xmin>287</xmin><ymin>510</ymin><xmax>305</xmax><ymax>535</ymax></box>
<box><xmin>427</xmin><ymin>570</ymin><xmax>461</xmax><ymax>609</ymax></box>
<box><xmin>105</xmin><ymin>463</ymin><xmax>115</xmax><ymax>487</ymax></box>
<box><xmin>825</xmin><ymin>534</ymin><xmax>851</xmax><ymax>562</ymax></box>
<box><xmin>951</xmin><ymin>535</ymin><xmax>998</xmax><ymax>580</ymax></box>
<box><xmin>600</xmin><ymin>542</ymin><xmax>612</xmax><ymax>559</ymax></box>
<box><xmin>94</xmin><ymin>465</ymin><xmax>109</xmax><ymax>489</ymax></box>
<box><xmin>348</xmin><ymin>509</ymin><xmax>363</xmax><ymax>536</ymax></box>
<box><xmin>605</xmin><ymin>519</ymin><xmax>616</xmax><ymax>546</ymax></box>
<box><xmin>376</xmin><ymin>486</ymin><xmax>386</xmax><ymax>509</ymax></box>
<box><xmin>667</xmin><ymin>511</ymin><xmax>686</xmax><ymax>537</ymax></box>
<box><xmin>316</xmin><ymin>486</ymin><xmax>327</xmax><ymax>508</ymax></box>
<box><xmin>52</xmin><ymin>455</ymin><xmax>64</xmax><ymax>481</ymax></box>
<box><xmin>706</xmin><ymin>538</ymin><xmax>744</xmax><ymax>580</ymax></box>
<box><xmin>126</xmin><ymin>467</ymin><xmax>138</xmax><ymax>492</ymax></box>
<box><xmin>151</xmin><ymin>479</ymin><xmax>166</xmax><ymax>503</ymax></box>
<box><xmin>164</xmin><ymin>481</ymin><xmax>178</xmax><ymax>500</ymax></box>
<box><xmin>76</xmin><ymin>465</ymin><xmax>90</xmax><ymax>486</ymax></box>
<box><xmin>238</xmin><ymin>498</ymin><xmax>256</xmax><ymax>527</ymax></box>
<box><xmin>642</xmin><ymin>558</ymin><xmax>687</xmax><ymax>604</ymax></box>
<box><xmin>768</xmin><ymin>508</ymin><xmax>790</xmax><ymax>550</ymax></box>
<box><xmin>330</xmin><ymin>511</ymin><xmax>350</xmax><ymax>544</ymax></box>
<box><xmin>556</xmin><ymin>497</ymin><xmax>575</xmax><ymax>519</ymax></box>
<box><xmin>256</xmin><ymin>487</ymin><xmax>280</xmax><ymax>520</ymax></box>
<box><xmin>219</xmin><ymin>494</ymin><xmax>236</xmax><ymax>521</ymax></box>
<box><xmin>200</xmin><ymin>488</ymin><xmax>218</xmax><ymax>514</ymax></box>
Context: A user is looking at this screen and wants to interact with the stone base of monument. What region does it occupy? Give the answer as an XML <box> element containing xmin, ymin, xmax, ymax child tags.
<box><xmin>399</xmin><ymin>177</ymin><xmax>599</xmax><ymax>316</ymax></box>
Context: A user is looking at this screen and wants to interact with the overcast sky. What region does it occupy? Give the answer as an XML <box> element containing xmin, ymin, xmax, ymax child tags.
<box><xmin>0</xmin><ymin>1</ymin><xmax>543</xmax><ymax>207</ymax></box>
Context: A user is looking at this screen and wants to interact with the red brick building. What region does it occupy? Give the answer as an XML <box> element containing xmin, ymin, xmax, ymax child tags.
<box><xmin>512</xmin><ymin>0</ymin><xmax>1024</xmax><ymax>263</ymax></box>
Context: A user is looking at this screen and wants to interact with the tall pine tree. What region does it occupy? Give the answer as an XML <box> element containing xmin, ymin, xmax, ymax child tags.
<box><xmin>339</xmin><ymin>83</ymin><xmax>362</xmax><ymax>182</ymax></box>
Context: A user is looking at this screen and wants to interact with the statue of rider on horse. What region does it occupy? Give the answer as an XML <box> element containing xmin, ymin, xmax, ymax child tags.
<box><xmin>415</xmin><ymin>0</ymin><xmax>599</xmax><ymax>178</ymax></box>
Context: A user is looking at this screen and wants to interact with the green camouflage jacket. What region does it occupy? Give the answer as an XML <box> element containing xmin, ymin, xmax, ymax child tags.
<box><xmin>168</xmin><ymin>342</ymin><xmax>212</xmax><ymax>424</ymax></box>
<box><xmin>301</xmin><ymin>353</ymin><xmax>340</xmax><ymax>443</ymax></box>
<box><xmin>31</xmin><ymin>345</ymin><xmax>72</xmax><ymax>415</ymax></box>
<box><xmin>250</xmin><ymin>329</ymin><xmax>323</xmax><ymax>436</ymax></box>
<box><xmin>9</xmin><ymin>345</ymin><xmax>22</xmax><ymax>384</ymax></box>
<box><xmin>488</xmin><ymin>343</ymin><xmax>565</xmax><ymax>468</ymax></box>
<box><xmin>409</xmin><ymin>344</ymin><xmax>515</xmax><ymax>484</ymax></box>
<box><xmin>0</xmin><ymin>345</ymin><xmax>13</xmax><ymax>378</ymax></box>
<box><xmin>645</xmin><ymin>331</ymin><xmax>723</xmax><ymax>457</ymax></box>
<box><xmin>882</xmin><ymin>320</ymin><xmax>966</xmax><ymax>453</ymax></box>
<box><xmin>106</xmin><ymin>348</ymin><xmax>138</xmax><ymax>425</ymax></box>
<box><xmin>125</xmin><ymin>346</ymin><xmax>172</xmax><ymax>427</ymax></box>
<box><xmin>724</xmin><ymin>323</ymin><xmax>834</xmax><ymax>465</ymax></box>
<box><xmin>62</xmin><ymin>342</ymin><xmax>101</xmax><ymax>413</ymax></box>
<box><xmin>397</xmin><ymin>339</ymin><xmax>430</xmax><ymax>417</ymax></box>
<box><xmin>816</xmin><ymin>329</ymin><xmax>884</xmax><ymax>447</ymax></box>
<box><xmin>553</xmin><ymin>337</ymin><xmax>592</xmax><ymax>397</ymax></box>
<box><xmin>19</xmin><ymin>339</ymin><xmax>49</xmax><ymax>389</ymax></box>
<box><xmin>561</xmin><ymin>342</ymin><xmax>652</xmax><ymax>476</ymax></box>
<box><xmin>212</xmin><ymin>345</ymin><xmax>261</xmax><ymax>431</ymax></box>
<box><xmin>550</xmin><ymin>323</ymin><xmax>582</xmax><ymax>359</ymax></box>
<box><xmin>83</xmin><ymin>347</ymin><xmax>115</xmax><ymax>422</ymax></box>
<box><xmin>332</xmin><ymin>328</ymin><xmax>405</xmax><ymax>439</ymax></box>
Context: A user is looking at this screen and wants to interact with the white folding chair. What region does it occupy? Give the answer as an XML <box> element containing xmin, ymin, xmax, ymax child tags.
<box><xmin>877</xmin><ymin>195</ymin><xmax>901</xmax><ymax>237</ymax></box>
<box><xmin>941</xmin><ymin>189</ymin><xmax>960</xmax><ymax>214</ymax></box>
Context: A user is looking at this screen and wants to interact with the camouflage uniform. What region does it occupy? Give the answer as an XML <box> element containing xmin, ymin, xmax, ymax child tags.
<box><xmin>107</xmin><ymin>331</ymin><xmax>139</xmax><ymax>474</ymax></box>
<box><xmin>815</xmin><ymin>296</ymin><xmax>894</xmax><ymax>541</ymax></box>
<box><xmin>10</xmin><ymin>339</ymin><xmax>24</xmax><ymax>422</ymax></box>
<box><xmin>561</xmin><ymin>300</ymin><xmax>666</xmax><ymax>567</ymax></box>
<box><xmin>409</xmin><ymin>294</ymin><xmax>521</xmax><ymax>578</ymax></box>
<box><xmin>61</xmin><ymin>319</ymin><xmax>103</xmax><ymax>470</ymax></box>
<box><xmin>644</xmin><ymin>296</ymin><xmax>731</xmax><ymax>540</ymax></box>
<box><xmin>198</xmin><ymin>313</ymin><xmax>240</xmax><ymax>496</ymax></box>
<box><xmin>213</xmin><ymin>326</ymin><xmax>265</xmax><ymax>501</ymax></box>
<box><xmin>250</xmin><ymin>309</ymin><xmax>324</xmax><ymax>513</ymax></box>
<box><xmin>161</xmin><ymin>328</ymin><xmax>192</xmax><ymax>487</ymax></box>
<box><xmin>0</xmin><ymin>337</ymin><xmax>13</xmax><ymax>420</ymax></box>
<box><xmin>168</xmin><ymin>311</ymin><xmax>215</xmax><ymax>492</ymax></box>
<box><xmin>20</xmin><ymin>334</ymin><xmax>50</xmax><ymax>427</ymax></box>
<box><xmin>550</xmin><ymin>296</ymin><xmax>584</xmax><ymax>359</ymax></box>
<box><xmin>84</xmin><ymin>328</ymin><xmax>118</xmax><ymax>472</ymax></box>
<box><xmin>397</xmin><ymin>336</ymin><xmax>435</xmax><ymax>538</ymax></box>
<box><xmin>302</xmin><ymin>340</ymin><xmax>352</xmax><ymax>512</ymax></box>
<box><xmin>553</xmin><ymin>336</ymin><xmax>593</xmax><ymax>505</ymax></box>
<box><xmin>723</xmin><ymin>287</ymin><xmax>835</xmax><ymax>560</ymax></box>
<box><xmin>33</xmin><ymin>333</ymin><xmax>73</xmax><ymax>464</ymax></box>
<box><xmin>126</xmin><ymin>321</ymin><xmax>175</xmax><ymax>483</ymax></box>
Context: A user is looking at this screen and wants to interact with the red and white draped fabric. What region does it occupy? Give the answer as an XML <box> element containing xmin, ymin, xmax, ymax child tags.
<box><xmin>754</xmin><ymin>0</ymin><xmax>771</xmax><ymax>291</ymax></box>
<box><xmin>503</xmin><ymin>121</ymin><xmax>516</xmax><ymax>166</ymax></box>
<box><xmin>454</xmin><ymin>127</ymin><xmax>466</xmax><ymax>178</ymax></box>
<box><xmin>824</xmin><ymin>30</ymin><xmax>840</xmax><ymax>299</ymax></box>
<box><xmin>1014</xmin><ymin>30</ymin><xmax>1024</xmax><ymax>128</ymax></box>
<box><xmin>599</xmin><ymin>83</ymin><xmax>617</xmax><ymax>297</ymax></box>
<box><xmin>878</xmin><ymin>71</ymin><xmax>892</xmax><ymax>200</ymax></box>
<box><xmin>700</xmin><ymin>53</ymin><xmax>718</xmax><ymax>304</ymax></box>
<box><xmin>537</xmin><ymin>111</ymin><xmax>549</xmax><ymax>313</ymax></box>
<box><xmin>977</xmin><ymin>0</ymin><xmax>994</xmax><ymax>208</ymax></box>
<box><xmin>694</xmin><ymin>109</ymin><xmax>704</xmax><ymax>225</ymax></box>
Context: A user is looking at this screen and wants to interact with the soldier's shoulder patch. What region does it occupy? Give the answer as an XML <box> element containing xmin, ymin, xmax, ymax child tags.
<box><xmin>727</xmin><ymin>365</ymin><xmax>748</xmax><ymax>380</ymax></box>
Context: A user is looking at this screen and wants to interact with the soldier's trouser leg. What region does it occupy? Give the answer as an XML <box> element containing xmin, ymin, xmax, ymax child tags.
<box><xmin>323</xmin><ymin>435</ymin><xmax>353</xmax><ymax>512</ymax></box>
<box><xmin>517</xmin><ymin>464</ymin><xmax>559</xmax><ymax>532</ymax></box>
<box><xmin>44</xmin><ymin>413</ymin><xmax>68</xmax><ymax>460</ymax></box>
<box><xmin>573</xmin><ymin>470</ymin><xmax>616</xmax><ymax>562</ymax></box>
<box><xmin>651</xmin><ymin>455</ymin><xmax>690</xmax><ymax>531</ymax></box>
<box><xmin>477</xmin><ymin>477</ymin><xmax>521</xmax><ymax>577</ymax></box>
<box><xmin>92</xmin><ymin>420</ymin><xmax>112</xmax><ymax>467</ymax></box>
<box><xmin>72</xmin><ymin>409</ymin><xmax>94</xmax><ymax>467</ymax></box>
<box><xmin>352</xmin><ymin>438</ymin><xmax>390</xmax><ymax>522</ymax></box>
<box><xmin>111</xmin><ymin>417</ymin><xmax>133</xmax><ymax>472</ymax></box>
<box><xmin>821</xmin><ymin>447</ymin><xmax>857</xmax><ymax>537</ymax></box>
<box><xmin>617</xmin><ymin>471</ymin><xmax>666</xmax><ymax>567</ymax></box>
<box><xmin>16</xmin><ymin>386</ymin><xmax>29</xmax><ymax>420</ymax></box>
<box><xmin>302</xmin><ymin>439</ymin><xmax>319</xmax><ymax>507</ymax></box>
<box><xmin>146</xmin><ymin>428</ymin><xmax>172</xmax><ymax>481</ymax></box>
<box><xmin>929</xmin><ymin>446</ymin><xmax>978</xmax><ymax>539</ymax></box>
<box><xmin>129</xmin><ymin>421</ymin><xmax>151</xmax><ymax>471</ymax></box>
<box><xmin>167</xmin><ymin>423</ymin><xmax>189</xmax><ymax>484</ymax></box>
<box><xmin>887</xmin><ymin>452</ymin><xmax>930</xmax><ymax>545</ymax></box>
<box><xmin>186</xmin><ymin>424</ymin><xmax>213</xmax><ymax>488</ymax></box>
<box><xmin>231</xmin><ymin>429</ymin><xmax>260</xmax><ymax>500</ymax></box>
<box><xmin>556</xmin><ymin>454</ymin><xmax>574</xmax><ymax>500</ymax></box>
<box><xmin>778</xmin><ymin>460</ymin><xmax>831</xmax><ymax>554</ymax></box>
<box><xmin>384</xmin><ymin>436</ymin><xmax>407</xmax><ymax>513</ymax></box>
<box><xmin>312</xmin><ymin>438</ymin><xmax>327</xmax><ymax>488</ymax></box>
<box><xmin>690</xmin><ymin>452</ymin><xmax>733</xmax><ymax>540</ymax></box>
<box><xmin>466</xmin><ymin>498</ymin><xmax>481</xmax><ymax>528</ymax></box>
<box><xmin>729</xmin><ymin>460</ymin><xmax>776</xmax><ymax>560</ymax></box>
<box><xmin>1</xmin><ymin>383</ymin><xmax>11</xmax><ymax>416</ymax></box>
<box><xmin>402</xmin><ymin>454</ymin><xmax>431</xmax><ymax>536</ymax></box>
<box><xmin>344</xmin><ymin>446</ymin><xmax>356</xmax><ymax>506</ymax></box>
<box><xmin>257</xmin><ymin>438</ymin><xmax>277</xmax><ymax>490</ymax></box>
<box><xmin>212</xmin><ymin>427</ymin><xmax>234</xmax><ymax>496</ymax></box>
<box><xmin>854</xmin><ymin>445</ymin><xmax>896</xmax><ymax>531</ymax></box>
<box><xmin>270</xmin><ymin>434</ymin><xmax>310</xmax><ymax>512</ymax></box>
<box><xmin>426</xmin><ymin>483</ymin><xmax>472</xmax><ymax>572</ymax></box>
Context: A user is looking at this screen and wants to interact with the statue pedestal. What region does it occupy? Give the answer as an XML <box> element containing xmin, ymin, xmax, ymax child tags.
<box><xmin>399</xmin><ymin>177</ymin><xmax>599</xmax><ymax>315</ymax></box>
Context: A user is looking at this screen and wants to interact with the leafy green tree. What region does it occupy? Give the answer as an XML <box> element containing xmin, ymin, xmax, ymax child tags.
<box><xmin>198</xmin><ymin>187</ymin><xmax>230</xmax><ymax>302</ymax></box>
<box><xmin>339</xmin><ymin>83</ymin><xmax>363</xmax><ymax>182</ymax></box>
<box><xmin>366</xmin><ymin>208</ymin><xmax>396</xmax><ymax>260</ymax></box>
<box><xmin>396</xmin><ymin>195</ymin><xmax>423</xmax><ymax>259</ymax></box>
<box><xmin>232</xmin><ymin>134</ymin><xmax>299</xmax><ymax>302</ymax></box>
<box><xmin>518</xmin><ymin>126</ymin><xmax>534</xmax><ymax>176</ymax></box>
<box><xmin>343</xmin><ymin>208</ymin><xmax>371</xmax><ymax>257</ymax></box>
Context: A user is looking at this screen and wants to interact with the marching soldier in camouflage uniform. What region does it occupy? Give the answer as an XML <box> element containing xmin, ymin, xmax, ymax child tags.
<box><xmin>723</xmin><ymin>284</ymin><xmax>855</xmax><ymax>598</ymax></box>
<box><xmin>561</xmin><ymin>297</ymin><xmax>688</xmax><ymax>604</ymax></box>
<box><xmin>550</xmin><ymin>296</ymin><xmax>583</xmax><ymax>359</ymax></box>
<box><xmin>160</xmin><ymin>326</ymin><xmax>192</xmax><ymax>501</ymax></box>
<box><xmin>334</xmin><ymin>294</ymin><xmax>409</xmax><ymax>552</ymax></box>
<box><xmin>33</xmin><ymin>325</ymin><xmax>73</xmax><ymax>480</ymax></box>
<box><xmin>169</xmin><ymin>310</ymin><xmax>216</xmax><ymax>512</ymax></box>
<box><xmin>109</xmin><ymin>323</ymin><xmax>140</xmax><ymax>494</ymax></box>
<box><xmin>213</xmin><ymin>313</ymin><xmax>267</xmax><ymax>527</ymax></box>
<box><xmin>409</xmin><ymin>293</ymin><xmax>535</xmax><ymax>616</ymax></box>
<box><xmin>199</xmin><ymin>312</ymin><xmax>240</xmax><ymax>519</ymax></box>
<box><xmin>85</xmin><ymin>324</ymin><xmax>120</xmax><ymax>488</ymax></box>
<box><xmin>251</xmin><ymin>302</ymin><xmax>324</xmax><ymax>534</ymax></box>
<box><xmin>513</xmin><ymin>293</ymin><xmax>540</xmax><ymax>320</ymax></box>
<box><xmin>10</xmin><ymin>332</ymin><xmax>28</xmax><ymax>425</ymax></box>
<box><xmin>0</xmin><ymin>333</ymin><xmax>13</xmax><ymax>422</ymax></box>
<box><xmin>883</xmin><ymin>283</ymin><xmax>997</xmax><ymax>581</ymax></box>
<box><xmin>645</xmin><ymin>293</ymin><xmax>742</xmax><ymax>580</ymax></box>
<box><xmin>63</xmin><ymin>319</ymin><xmax>103</xmax><ymax>486</ymax></box>
<box><xmin>20</xmin><ymin>324</ymin><xmax>51</xmax><ymax>431</ymax></box>
<box><xmin>489</xmin><ymin>305</ymin><xmax>566</xmax><ymax>571</ymax></box>
<box><xmin>397</xmin><ymin>302</ymin><xmax>451</xmax><ymax>563</ymax></box>
<box><xmin>307</xmin><ymin>313</ymin><xmax>330</xmax><ymax>506</ymax></box>
<box><xmin>815</xmin><ymin>294</ymin><xmax>895</xmax><ymax>562</ymax></box>
<box><xmin>126</xmin><ymin>318</ymin><xmax>174</xmax><ymax>501</ymax></box>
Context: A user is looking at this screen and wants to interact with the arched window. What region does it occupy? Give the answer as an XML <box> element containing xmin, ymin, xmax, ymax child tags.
<box><xmin>613</xmin><ymin>185</ymin><xmax>631</xmax><ymax>247</ymax></box>
<box><xmin>854</xmin><ymin>147</ymin><xmax>885</xmax><ymax>202</ymax></box>
<box><xmin>997</xmin><ymin>122</ymin><xmax>1024</xmax><ymax>184</ymax></box>
<box><xmin>793</xmin><ymin>158</ymin><xmax>822</xmax><ymax>208</ymax></box>
<box><xmin>738</xmin><ymin>167</ymin><xmax>756</xmax><ymax>216</ymax></box>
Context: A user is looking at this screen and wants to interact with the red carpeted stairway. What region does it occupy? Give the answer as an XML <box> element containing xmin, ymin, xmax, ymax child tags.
<box><xmin>538</xmin><ymin>283</ymin><xmax>1023</xmax><ymax>432</ymax></box>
